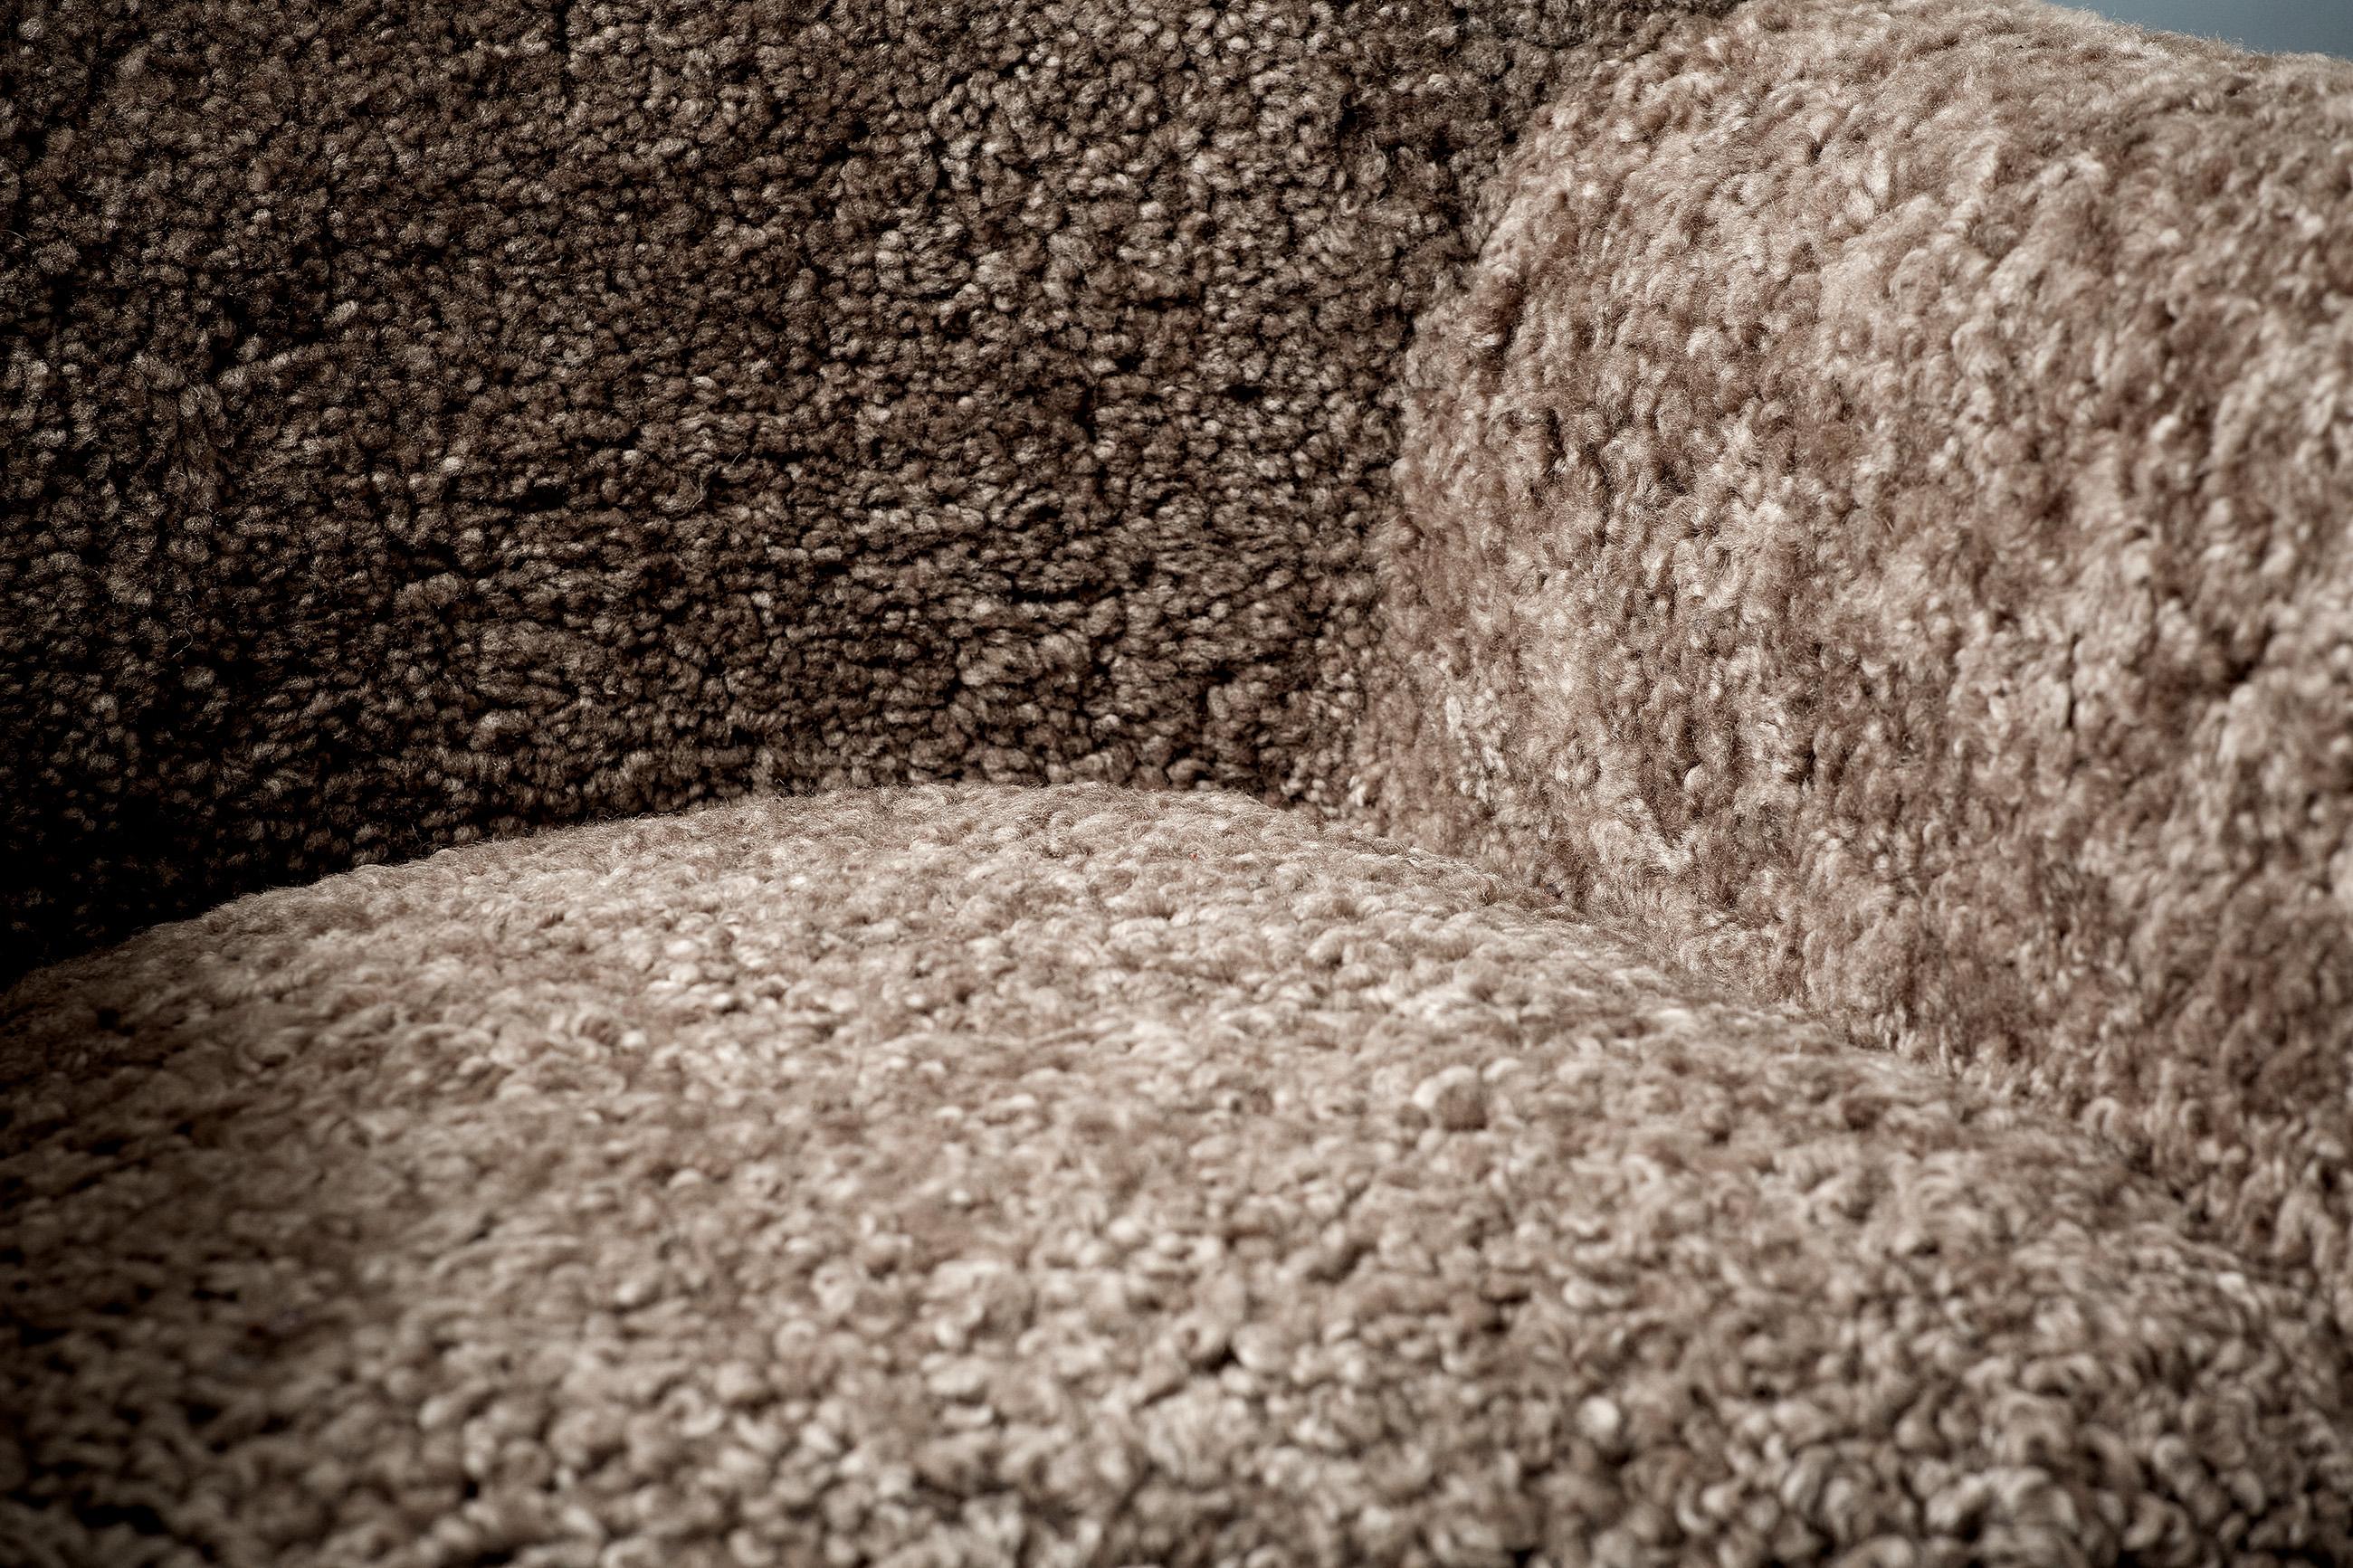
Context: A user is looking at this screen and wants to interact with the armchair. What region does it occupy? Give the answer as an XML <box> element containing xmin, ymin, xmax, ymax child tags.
<box><xmin>8</xmin><ymin>1</ymin><xmax>2352</xmax><ymax>1561</ymax></box>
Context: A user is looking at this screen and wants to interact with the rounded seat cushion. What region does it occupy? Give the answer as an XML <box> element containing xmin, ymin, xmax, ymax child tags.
<box><xmin>4</xmin><ymin>784</ymin><xmax>2348</xmax><ymax>1565</ymax></box>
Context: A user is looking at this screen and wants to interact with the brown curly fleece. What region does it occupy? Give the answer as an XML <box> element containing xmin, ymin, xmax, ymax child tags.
<box><xmin>2</xmin><ymin>0</ymin><xmax>1727</xmax><ymax>977</ymax></box>
<box><xmin>9</xmin><ymin>0</ymin><xmax>2353</xmax><ymax>1563</ymax></box>
<box><xmin>1352</xmin><ymin>0</ymin><xmax>2353</xmax><ymax>1337</ymax></box>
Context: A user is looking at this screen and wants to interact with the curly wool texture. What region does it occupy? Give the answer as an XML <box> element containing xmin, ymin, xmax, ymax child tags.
<box><xmin>1354</xmin><ymin>0</ymin><xmax>2353</xmax><ymax>1329</ymax></box>
<box><xmin>6</xmin><ymin>784</ymin><xmax>2351</xmax><ymax>1566</ymax></box>
<box><xmin>0</xmin><ymin>0</ymin><xmax>1729</xmax><ymax>979</ymax></box>
<box><xmin>14</xmin><ymin>0</ymin><xmax>2353</xmax><ymax>1561</ymax></box>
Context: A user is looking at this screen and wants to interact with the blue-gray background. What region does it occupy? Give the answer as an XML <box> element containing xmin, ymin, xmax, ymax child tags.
<box><xmin>2067</xmin><ymin>1</ymin><xmax>2353</xmax><ymax>55</ymax></box>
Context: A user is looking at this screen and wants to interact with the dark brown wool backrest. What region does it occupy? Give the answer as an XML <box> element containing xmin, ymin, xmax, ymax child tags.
<box><xmin>2</xmin><ymin>0</ymin><xmax>1728</xmax><ymax>979</ymax></box>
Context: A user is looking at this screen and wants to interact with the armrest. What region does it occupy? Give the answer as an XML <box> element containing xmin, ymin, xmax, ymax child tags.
<box><xmin>1356</xmin><ymin>0</ymin><xmax>2353</xmax><ymax>1319</ymax></box>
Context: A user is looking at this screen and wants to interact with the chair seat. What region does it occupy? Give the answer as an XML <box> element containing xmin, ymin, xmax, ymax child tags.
<box><xmin>5</xmin><ymin>784</ymin><xmax>2347</xmax><ymax>1565</ymax></box>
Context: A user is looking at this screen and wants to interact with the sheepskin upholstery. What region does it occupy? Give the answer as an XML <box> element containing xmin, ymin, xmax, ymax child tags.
<box><xmin>8</xmin><ymin>785</ymin><xmax>2352</xmax><ymax>1565</ymax></box>
<box><xmin>8</xmin><ymin>0</ymin><xmax>2353</xmax><ymax>1563</ymax></box>
<box><xmin>0</xmin><ymin>0</ymin><xmax>1733</xmax><ymax>978</ymax></box>
<box><xmin>1350</xmin><ymin>0</ymin><xmax>2353</xmax><ymax>1340</ymax></box>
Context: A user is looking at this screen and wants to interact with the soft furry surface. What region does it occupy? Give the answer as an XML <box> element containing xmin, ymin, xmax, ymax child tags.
<box><xmin>0</xmin><ymin>0</ymin><xmax>1728</xmax><ymax>977</ymax></box>
<box><xmin>7</xmin><ymin>785</ymin><xmax>2351</xmax><ymax>1566</ymax></box>
<box><xmin>1354</xmin><ymin>0</ymin><xmax>2353</xmax><ymax>1332</ymax></box>
<box><xmin>11</xmin><ymin>0</ymin><xmax>2353</xmax><ymax>1560</ymax></box>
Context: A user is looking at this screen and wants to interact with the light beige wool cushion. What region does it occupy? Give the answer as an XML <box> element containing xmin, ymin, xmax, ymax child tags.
<box><xmin>6</xmin><ymin>786</ymin><xmax>2348</xmax><ymax>1565</ymax></box>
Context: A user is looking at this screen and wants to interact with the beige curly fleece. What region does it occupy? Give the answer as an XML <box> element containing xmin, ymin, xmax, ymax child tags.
<box><xmin>9</xmin><ymin>0</ymin><xmax>2353</xmax><ymax>1563</ymax></box>
<box><xmin>10</xmin><ymin>786</ymin><xmax>2350</xmax><ymax>1564</ymax></box>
